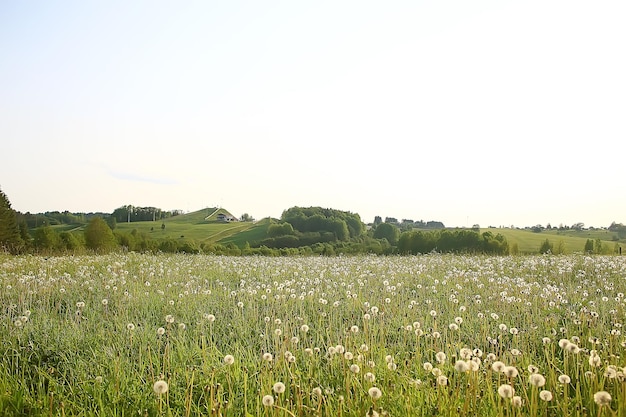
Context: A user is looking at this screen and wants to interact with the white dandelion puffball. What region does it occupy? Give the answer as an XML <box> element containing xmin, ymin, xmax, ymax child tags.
<box><xmin>368</xmin><ymin>387</ymin><xmax>382</xmax><ymax>400</ymax></box>
<box><xmin>529</xmin><ymin>373</ymin><xmax>546</xmax><ymax>387</ymax></box>
<box><xmin>262</xmin><ymin>395</ymin><xmax>274</xmax><ymax>406</ymax></box>
<box><xmin>224</xmin><ymin>355</ymin><xmax>235</xmax><ymax>365</ymax></box>
<box><xmin>153</xmin><ymin>380</ymin><xmax>169</xmax><ymax>395</ymax></box>
<box><xmin>273</xmin><ymin>382</ymin><xmax>286</xmax><ymax>394</ymax></box>
<box><xmin>594</xmin><ymin>391</ymin><xmax>612</xmax><ymax>406</ymax></box>
<box><xmin>498</xmin><ymin>384</ymin><xmax>515</xmax><ymax>399</ymax></box>
<box><xmin>539</xmin><ymin>390</ymin><xmax>553</xmax><ymax>401</ymax></box>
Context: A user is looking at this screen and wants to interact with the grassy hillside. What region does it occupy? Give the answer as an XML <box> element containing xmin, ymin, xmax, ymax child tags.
<box><xmin>114</xmin><ymin>208</ymin><xmax>255</xmax><ymax>243</ymax></box>
<box><xmin>482</xmin><ymin>227</ymin><xmax>622</xmax><ymax>254</ymax></box>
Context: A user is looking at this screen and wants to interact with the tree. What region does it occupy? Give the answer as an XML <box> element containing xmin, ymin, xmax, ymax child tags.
<box><xmin>0</xmin><ymin>188</ymin><xmax>23</xmax><ymax>253</ymax></box>
<box><xmin>539</xmin><ymin>239</ymin><xmax>553</xmax><ymax>254</ymax></box>
<box><xmin>84</xmin><ymin>217</ymin><xmax>117</xmax><ymax>252</ymax></box>
<box><xmin>373</xmin><ymin>222</ymin><xmax>400</xmax><ymax>246</ymax></box>
<box><xmin>240</xmin><ymin>213</ymin><xmax>254</xmax><ymax>222</ymax></box>
<box><xmin>33</xmin><ymin>226</ymin><xmax>61</xmax><ymax>251</ymax></box>
<box><xmin>584</xmin><ymin>239</ymin><xmax>594</xmax><ymax>253</ymax></box>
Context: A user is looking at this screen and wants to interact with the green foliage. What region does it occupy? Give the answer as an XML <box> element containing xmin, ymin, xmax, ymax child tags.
<box><xmin>0</xmin><ymin>188</ymin><xmax>23</xmax><ymax>253</ymax></box>
<box><xmin>84</xmin><ymin>217</ymin><xmax>117</xmax><ymax>252</ymax></box>
<box><xmin>33</xmin><ymin>226</ymin><xmax>61</xmax><ymax>252</ymax></box>
<box><xmin>281</xmin><ymin>206</ymin><xmax>364</xmax><ymax>241</ymax></box>
<box><xmin>584</xmin><ymin>239</ymin><xmax>594</xmax><ymax>253</ymax></box>
<box><xmin>539</xmin><ymin>238</ymin><xmax>553</xmax><ymax>254</ymax></box>
<box><xmin>267</xmin><ymin>222</ymin><xmax>295</xmax><ymax>237</ymax></box>
<box><xmin>397</xmin><ymin>229</ymin><xmax>509</xmax><ymax>254</ymax></box>
<box><xmin>373</xmin><ymin>222</ymin><xmax>400</xmax><ymax>245</ymax></box>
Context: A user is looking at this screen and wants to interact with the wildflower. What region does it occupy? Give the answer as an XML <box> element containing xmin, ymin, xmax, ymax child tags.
<box><xmin>435</xmin><ymin>352</ymin><xmax>446</xmax><ymax>364</ymax></box>
<box><xmin>350</xmin><ymin>364</ymin><xmax>361</xmax><ymax>374</ymax></box>
<box><xmin>449</xmin><ymin>323</ymin><xmax>459</xmax><ymax>331</ymax></box>
<box><xmin>165</xmin><ymin>315</ymin><xmax>174</xmax><ymax>323</ymax></box>
<box><xmin>207</xmin><ymin>314</ymin><xmax>216</xmax><ymax>322</ymax></box>
<box><xmin>351</xmin><ymin>325</ymin><xmax>359</xmax><ymax>333</ymax></box>
<box><xmin>436</xmin><ymin>375</ymin><xmax>448</xmax><ymax>386</ymax></box>
<box><xmin>224</xmin><ymin>355</ymin><xmax>235</xmax><ymax>365</ymax></box>
<box><xmin>273</xmin><ymin>382</ymin><xmax>286</xmax><ymax>394</ymax></box>
<box><xmin>455</xmin><ymin>316</ymin><xmax>463</xmax><ymax>324</ymax></box>
<box><xmin>455</xmin><ymin>360</ymin><xmax>470</xmax><ymax>373</ymax></box>
<box><xmin>157</xmin><ymin>327</ymin><xmax>166</xmax><ymax>336</ymax></box>
<box><xmin>501</xmin><ymin>366</ymin><xmax>517</xmax><ymax>378</ymax></box>
<box><xmin>593</xmin><ymin>391</ymin><xmax>612</xmax><ymax>406</ymax></box>
<box><xmin>460</xmin><ymin>348</ymin><xmax>473</xmax><ymax>360</ymax></box>
<box><xmin>127</xmin><ymin>323</ymin><xmax>135</xmax><ymax>331</ymax></box>
<box><xmin>153</xmin><ymin>380</ymin><xmax>169</xmax><ymax>395</ymax></box>
<box><xmin>589</xmin><ymin>352</ymin><xmax>602</xmax><ymax>367</ymax></box>
<box><xmin>542</xmin><ymin>337</ymin><xmax>551</xmax><ymax>344</ymax></box>
<box><xmin>498</xmin><ymin>384</ymin><xmax>515</xmax><ymax>398</ymax></box>
<box><xmin>300</xmin><ymin>324</ymin><xmax>309</xmax><ymax>333</ymax></box>
<box><xmin>387</xmin><ymin>362</ymin><xmax>397</xmax><ymax>371</ymax></box>
<box><xmin>529</xmin><ymin>373</ymin><xmax>546</xmax><ymax>387</ymax></box>
<box><xmin>511</xmin><ymin>396</ymin><xmax>523</xmax><ymax>407</ymax></box>
<box><xmin>178</xmin><ymin>323</ymin><xmax>186</xmax><ymax>330</ymax></box>
<box><xmin>539</xmin><ymin>390</ymin><xmax>552</xmax><ymax>401</ymax></box>
<box><xmin>558</xmin><ymin>374</ymin><xmax>571</xmax><ymax>384</ymax></box>
<box><xmin>262</xmin><ymin>395</ymin><xmax>274</xmax><ymax>406</ymax></box>
<box><xmin>423</xmin><ymin>362</ymin><xmax>434</xmax><ymax>372</ymax></box>
<box><xmin>344</xmin><ymin>351</ymin><xmax>353</xmax><ymax>360</ymax></box>
<box><xmin>312</xmin><ymin>387</ymin><xmax>322</xmax><ymax>397</ymax></box>
<box><xmin>95</xmin><ymin>376</ymin><xmax>103</xmax><ymax>384</ymax></box>
<box><xmin>368</xmin><ymin>387</ymin><xmax>382</xmax><ymax>400</ymax></box>
<box><xmin>14</xmin><ymin>319</ymin><xmax>23</xmax><ymax>328</ymax></box>
<box><xmin>262</xmin><ymin>352</ymin><xmax>273</xmax><ymax>362</ymax></box>
<box><xmin>510</xmin><ymin>349</ymin><xmax>521</xmax><ymax>357</ymax></box>
<box><xmin>101</xmin><ymin>299</ymin><xmax>108</xmax><ymax>306</ymax></box>
<box><xmin>365</xmin><ymin>372</ymin><xmax>376</xmax><ymax>382</ymax></box>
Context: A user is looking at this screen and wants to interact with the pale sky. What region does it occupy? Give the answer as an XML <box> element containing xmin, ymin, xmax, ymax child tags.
<box><xmin>1</xmin><ymin>1</ymin><xmax>625</xmax><ymax>228</ymax></box>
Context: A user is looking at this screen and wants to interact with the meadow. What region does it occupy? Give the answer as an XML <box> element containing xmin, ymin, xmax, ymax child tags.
<box><xmin>1</xmin><ymin>253</ymin><xmax>625</xmax><ymax>416</ymax></box>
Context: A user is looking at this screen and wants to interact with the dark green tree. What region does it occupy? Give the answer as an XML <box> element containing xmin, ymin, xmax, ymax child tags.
<box><xmin>84</xmin><ymin>217</ymin><xmax>117</xmax><ymax>252</ymax></box>
<box><xmin>373</xmin><ymin>222</ymin><xmax>400</xmax><ymax>246</ymax></box>
<box><xmin>584</xmin><ymin>239</ymin><xmax>594</xmax><ymax>253</ymax></box>
<box><xmin>0</xmin><ymin>188</ymin><xmax>23</xmax><ymax>253</ymax></box>
<box><xmin>539</xmin><ymin>239</ymin><xmax>553</xmax><ymax>254</ymax></box>
<box><xmin>33</xmin><ymin>226</ymin><xmax>61</xmax><ymax>251</ymax></box>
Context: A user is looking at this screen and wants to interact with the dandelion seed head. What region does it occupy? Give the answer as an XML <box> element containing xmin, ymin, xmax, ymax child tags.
<box><xmin>498</xmin><ymin>384</ymin><xmax>515</xmax><ymax>398</ymax></box>
<box><xmin>368</xmin><ymin>387</ymin><xmax>382</xmax><ymax>400</ymax></box>
<box><xmin>529</xmin><ymin>373</ymin><xmax>546</xmax><ymax>387</ymax></box>
<box><xmin>539</xmin><ymin>390</ymin><xmax>552</xmax><ymax>401</ymax></box>
<box><xmin>594</xmin><ymin>391</ymin><xmax>612</xmax><ymax>406</ymax></box>
<box><xmin>153</xmin><ymin>380</ymin><xmax>169</xmax><ymax>395</ymax></box>
<box><xmin>273</xmin><ymin>382</ymin><xmax>286</xmax><ymax>394</ymax></box>
<box><xmin>262</xmin><ymin>394</ymin><xmax>274</xmax><ymax>406</ymax></box>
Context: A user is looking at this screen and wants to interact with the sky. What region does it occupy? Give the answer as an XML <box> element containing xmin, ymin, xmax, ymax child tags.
<box><xmin>1</xmin><ymin>1</ymin><xmax>625</xmax><ymax>228</ymax></box>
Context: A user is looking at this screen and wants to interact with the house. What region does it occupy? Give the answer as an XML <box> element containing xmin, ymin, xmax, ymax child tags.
<box><xmin>216</xmin><ymin>213</ymin><xmax>238</xmax><ymax>222</ymax></box>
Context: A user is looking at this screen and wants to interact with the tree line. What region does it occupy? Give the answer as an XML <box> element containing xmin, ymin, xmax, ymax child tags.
<box><xmin>0</xmin><ymin>189</ymin><xmax>621</xmax><ymax>256</ymax></box>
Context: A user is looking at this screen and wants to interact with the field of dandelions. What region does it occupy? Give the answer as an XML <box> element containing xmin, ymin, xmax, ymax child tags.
<box><xmin>1</xmin><ymin>253</ymin><xmax>625</xmax><ymax>417</ymax></box>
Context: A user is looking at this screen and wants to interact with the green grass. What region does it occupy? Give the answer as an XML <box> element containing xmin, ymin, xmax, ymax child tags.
<box><xmin>2</xmin><ymin>253</ymin><xmax>626</xmax><ymax>416</ymax></box>
<box><xmin>114</xmin><ymin>208</ymin><xmax>255</xmax><ymax>243</ymax></box>
<box><xmin>482</xmin><ymin>227</ymin><xmax>622</xmax><ymax>254</ymax></box>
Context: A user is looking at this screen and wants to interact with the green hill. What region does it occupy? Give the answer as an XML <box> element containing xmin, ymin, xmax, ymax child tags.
<box><xmin>114</xmin><ymin>208</ymin><xmax>255</xmax><ymax>243</ymax></box>
<box><xmin>482</xmin><ymin>227</ymin><xmax>621</xmax><ymax>254</ymax></box>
